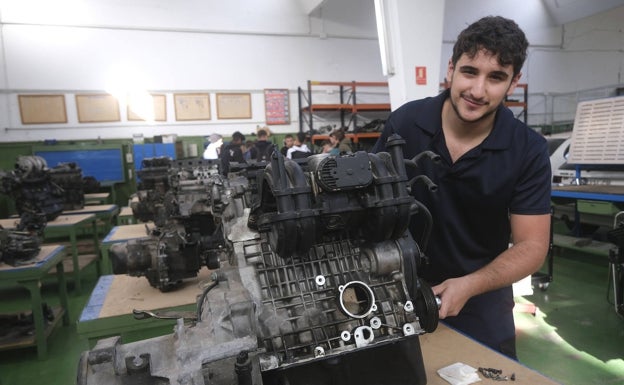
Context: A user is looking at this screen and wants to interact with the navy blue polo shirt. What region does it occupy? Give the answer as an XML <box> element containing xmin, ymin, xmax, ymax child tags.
<box><xmin>373</xmin><ymin>90</ymin><xmax>551</xmax><ymax>355</ymax></box>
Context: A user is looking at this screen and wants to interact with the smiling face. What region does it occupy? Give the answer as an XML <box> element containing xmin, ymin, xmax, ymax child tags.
<box><xmin>446</xmin><ymin>49</ymin><xmax>520</xmax><ymax>125</ymax></box>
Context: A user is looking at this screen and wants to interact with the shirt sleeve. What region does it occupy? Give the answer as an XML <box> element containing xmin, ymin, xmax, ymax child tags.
<box><xmin>510</xmin><ymin>137</ymin><xmax>552</xmax><ymax>215</ymax></box>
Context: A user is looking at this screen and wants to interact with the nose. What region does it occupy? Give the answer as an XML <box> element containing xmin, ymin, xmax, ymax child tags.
<box><xmin>469</xmin><ymin>76</ymin><xmax>486</xmax><ymax>99</ymax></box>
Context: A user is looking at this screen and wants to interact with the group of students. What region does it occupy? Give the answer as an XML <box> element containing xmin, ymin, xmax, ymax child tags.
<box><xmin>204</xmin><ymin>128</ymin><xmax>354</xmax><ymax>164</ymax></box>
<box><xmin>281</xmin><ymin>129</ymin><xmax>353</xmax><ymax>159</ymax></box>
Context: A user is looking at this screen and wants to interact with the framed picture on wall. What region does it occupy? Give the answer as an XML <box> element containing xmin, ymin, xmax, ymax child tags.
<box><xmin>216</xmin><ymin>93</ymin><xmax>252</xmax><ymax>119</ymax></box>
<box><xmin>18</xmin><ymin>94</ymin><xmax>68</xmax><ymax>124</ymax></box>
<box><xmin>76</xmin><ymin>94</ymin><xmax>121</xmax><ymax>123</ymax></box>
<box><xmin>174</xmin><ymin>93</ymin><xmax>211</xmax><ymax>121</ymax></box>
<box><xmin>127</xmin><ymin>93</ymin><xmax>167</xmax><ymax>121</ymax></box>
<box><xmin>264</xmin><ymin>89</ymin><xmax>290</xmax><ymax>125</ymax></box>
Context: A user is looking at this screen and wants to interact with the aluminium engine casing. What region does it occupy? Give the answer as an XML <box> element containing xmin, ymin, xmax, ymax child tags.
<box><xmin>79</xmin><ymin>135</ymin><xmax>438</xmax><ymax>385</ymax></box>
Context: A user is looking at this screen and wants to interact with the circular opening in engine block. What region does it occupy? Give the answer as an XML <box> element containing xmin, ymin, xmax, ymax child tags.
<box><xmin>338</xmin><ymin>281</ymin><xmax>376</xmax><ymax>319</ymax></box>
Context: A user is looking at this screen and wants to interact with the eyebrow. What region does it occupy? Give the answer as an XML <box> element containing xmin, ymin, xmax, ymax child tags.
<box><xmin>458</xmin><ymin>65</ymin><xmax>510</xmax><ymax>80</ymax></box>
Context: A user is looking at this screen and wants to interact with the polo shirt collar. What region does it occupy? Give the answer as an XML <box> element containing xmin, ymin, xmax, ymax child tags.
<box><xmin>414</xmin><ymin>89</ymin><xmax>514</xmax><ymax>150</ymax></box>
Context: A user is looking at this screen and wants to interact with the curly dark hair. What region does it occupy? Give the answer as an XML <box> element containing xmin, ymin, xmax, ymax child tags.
<box><xmin>452</xmin><ymin>16</ymin><xmax>528</xmax><ymax>77</ymax></box>
<box><xmin>232</xmin><ymin>131</ymin><xmax>245</xmax><ymax>143</ymax></box>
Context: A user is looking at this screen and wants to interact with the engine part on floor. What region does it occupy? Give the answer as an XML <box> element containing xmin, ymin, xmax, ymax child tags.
<box><xmin>49</xmin><ymin>162</ymin><xmax>85</xmax><ymax>210</ymax></box>
<box><xmin>0</xmin><ymin>303</ymin><xmax>55</xmax><ymax>342</ymax></box>
<box><xmin>79</xmin><ymin>135</ymin><xmax>440</xmax><ymax>385</ymax></box>
<box><xmin>0</xmin><ymin>156</ymin><xmax>64</xmax><ymax>221</ymax></box>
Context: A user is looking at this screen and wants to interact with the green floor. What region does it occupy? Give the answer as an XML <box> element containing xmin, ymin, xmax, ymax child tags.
<box><xmin>0</xmin><ymin>247</ymin><xmax>622</xmax><ymax>385</ymax></box>
<box><xmin>515</xmin><ymin>248</ymin><xmax>624</xmax><ymax>385</ymax></box>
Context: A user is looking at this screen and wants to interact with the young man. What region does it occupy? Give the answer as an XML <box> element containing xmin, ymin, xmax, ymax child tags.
<box><xmin>203</xmin><ymin>133</ymin><xmax>222</xmax><ymax>160</ymax></box>
<box><xmin>249</xmin><ymin>129</ymin><xmax>275</xmax><ymax>162</ymax></box>
<box><xmin>220</xmin><ymin>131</ymin><xmax>245</xmax><ymax>175</ymax></box>
<box><xmin>286</xmin><ymin>132</ymin><xmax>312</xmax><ymax>159</ymax></box>
<box><xmin>329</xmin><ymin>128</ymin><xmax>352</xmax><ymax>154</ymax></box>
<box><xmin>280</xmin><ymin>134</ymin><xmax>294</xmax><ymax>157</ymax></box>
<box><xmin>372</xmin><ymin>16</ymin><xmax>551</xmax><ymax>359</ymax></box>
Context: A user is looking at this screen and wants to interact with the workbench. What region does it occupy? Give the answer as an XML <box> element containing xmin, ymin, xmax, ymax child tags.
<box><xmin>552</xmin><ymin>184</ymin><xmax>624</xmax><ymax>203</ymax></box>
<box><xmin>63</xmin><ymin>204</ymin><xmax>120</xmax><ymax>233</ymax></box>
<box><xmin>0</xmin><ymin>245</ymin><xmax>70</xmax><ymax>359</ymax></box>
<box><xmin>551</xmin><ymin>184</ymin><xmax>623</xmax><ymax>253</ymax></box>
<box><xmin>0</xmin><ymin>214</ymin><xmax>98</xmax><ymax>294</ymax></box>
<box><xmin>116</xmin><ymin>206</ymin><xmax>136</xmax><ymax>225</ymax></box>
<box><xmin>420</xmin><ymin>323</ymin><xmax>560</xmax><ymax>384</ymax></box>
<box><xmin>77</xmin><ymin>269</ymin><xmax>211</xmax><ymax>345</ymax></box>
<box><xmin>84</xmin><ymin>192</ymin><xmax>110</xmax><ymax>205</ymax></box>
<box><xmin>77</xmin><ymin>271</ymin><xmax>560</xmax><ymax>384</ymax></box>
<box><xmin>99</xmin><ymin>222</ymin><xmax>154</xmax><ymax>274</ymax></box>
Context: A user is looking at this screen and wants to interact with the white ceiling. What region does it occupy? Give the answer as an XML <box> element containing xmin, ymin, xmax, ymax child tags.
<box><xmin>538</xmin><ymin>0</ymin><xmax>624</xmax><ymax>24</ymax></box>
<box><xmin>313</xmin><ymin>0</ymin><xmax>624</xmax><ymax>28</ymax></box>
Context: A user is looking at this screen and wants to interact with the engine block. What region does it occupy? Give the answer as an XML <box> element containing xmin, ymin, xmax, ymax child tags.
<box><xmin>49</xmin><ymin>162</ymin><xmax>85</xmax><ymax>210</ymax></box>
<box><xmin>79</xmin><ymin>135</ymin><xmax>439</xmax><ymax>385</ymax></box>
<box><xmin>0</xmin><ymin>156</ymin><xmax>64</xmax><ymax>221</ymax></box>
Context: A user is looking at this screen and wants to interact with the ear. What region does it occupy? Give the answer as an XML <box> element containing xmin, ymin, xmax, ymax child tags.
<box><xmin>446</xmin><ymin>59</ymin><xmax>454</xmax><ymax>84</ymax></box>
<box><xmin>506</xmin><ymin>72</ymin><xmax>522</xmax><ymax>96</ymax></box>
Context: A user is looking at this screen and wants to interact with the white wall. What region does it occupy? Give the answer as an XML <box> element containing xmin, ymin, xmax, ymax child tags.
<box><xmin>0</xmin><ymin>0</ymin><xmax>384</xmax><ymax>142</ymax></box>
<box><xmin>0</xmin><ymin>0</ymin><xmax>623</xmax><ymax>142</ymax></box>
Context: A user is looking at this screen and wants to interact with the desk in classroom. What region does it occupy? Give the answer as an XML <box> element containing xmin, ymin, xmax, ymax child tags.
<box><xmin>0</xmin><ymin>214</ymin><xmax>98</xmax><ymax>294</ymax></box>
<box><xmin>77</xmin><ymin>269</ymin><xmax>211</xmax><ymax>345</ymax></box>
<box><xmin>77</xmin><ymin>271</ymin><xmax>560</xmax><ymax>385</ymax></box>
<box><xmin>0</xmin><ymin>245</ymin><xmax>70</xmax><ymax>359</ymax></box>
<box><xmin>99</xmin><ymin>222</ymin><xmax>154</xmax><ymax>274</ymax></box>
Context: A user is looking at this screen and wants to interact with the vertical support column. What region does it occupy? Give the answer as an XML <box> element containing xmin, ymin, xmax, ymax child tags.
<box><xmin>69</xmin><ymin>225</ymin><xmax>82</xmax><ymax>294</ymax></box>
<box><xmin>375</xmin><ymin>0</ymin><xmax>446</xmax><ymax>109</ymax></box>
<box><xmin>20</xmin><ymin>280</ymin><xmax>46</xmax><ymax>359</ymax></box>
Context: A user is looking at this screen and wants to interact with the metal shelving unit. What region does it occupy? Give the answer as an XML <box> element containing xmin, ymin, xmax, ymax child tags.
<box><xmin>298</xmin><ymin>80</ymin><xmax>391</xmax><ymax>133</ymax></box>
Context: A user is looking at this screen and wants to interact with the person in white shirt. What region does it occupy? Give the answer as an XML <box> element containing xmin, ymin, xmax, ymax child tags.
<box><xmin>286</xmin><ymin>132</ymin><xmax>312</xmax><ymax>159</ymax></box>
<box><xmin>203</xmin><ymin>134</ymin><xmax>223</xmax><ymax>159</ymax></box>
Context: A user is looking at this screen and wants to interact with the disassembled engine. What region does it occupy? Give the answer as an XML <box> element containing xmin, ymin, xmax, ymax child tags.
<box><xmin>79</xmin><ymin>135</ymin><xmax>440</xmax><ymax>385</ymax></box>
<box><xmin>131</xmin><ymin>157</ymin><xmax>174</xmax><ymax>224</ymax></box>
<box><xmin>49</xmin><ymin>161</ymin><xmax>85</xmax><ymax>210</ymax></box>
<box><xmin>111</xmin><ymin>158</ymin><xmax>238</xmax><ymax>291</ymax></box>
<box><xmin>0</xmin><ymin>155</ymin><xmax>64</xmax><ymax>221</ymax></box>
<box><xmin>0</xmin><ymin>211</ymin><xmax>46</xmax><ymax>266</ymax></box>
